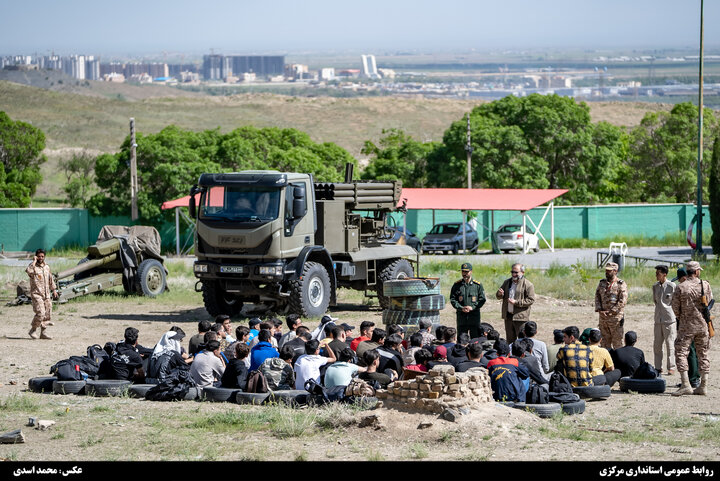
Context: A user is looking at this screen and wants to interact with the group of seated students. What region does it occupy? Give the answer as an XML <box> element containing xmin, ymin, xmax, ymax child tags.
<box><xmin>98</xmin><ymin>313</ymin><xmax>649</xmax><ymax>404</ymax></box>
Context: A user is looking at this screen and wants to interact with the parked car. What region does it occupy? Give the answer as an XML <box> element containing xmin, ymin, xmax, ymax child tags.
<box><xmin>493</xmin><ymin>224</ymin><xmax>540</xmax><ymax>253</ymax></box>
<box><xmin>386</xmin><ymin>226</ymin><xmax>421</xmax><ymax>251</ymax></box>
<box><xmin>421</xmin><ymin>222</ymin><xmax>478</xmax><ymax>255</ymax></box>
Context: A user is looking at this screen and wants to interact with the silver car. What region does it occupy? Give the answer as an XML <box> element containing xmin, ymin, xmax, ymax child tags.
<box><xmin>493</xmin><ymin>223</ymin><xmax>540</xmax><ymax>253</ymax></box>
<box><xmin>421</xmin><ymin>222</ymin><xmax>478</xmax><ymax>255</ymax></box>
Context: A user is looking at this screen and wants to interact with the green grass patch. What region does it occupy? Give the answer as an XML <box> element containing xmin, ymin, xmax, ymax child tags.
<box><xmin>0</xmin><ymin>393</ymin><xmax>41</xmax><ymax>412</ymax></box>
<box><xmin>90</xmin><ymin>405</ymin><xmax>112</xmax><ymax>413</ymax></box>
<box><xmin>406</xmin><ymin>442</ymin><xmax>429</xmax><ymax>459</ymax></box>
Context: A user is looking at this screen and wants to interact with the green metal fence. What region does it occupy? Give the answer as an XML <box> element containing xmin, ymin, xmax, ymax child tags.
<box><xmin>0</xmin><ymin>203</ymin><xmax>711</xmax><ymax>253</ymax></box>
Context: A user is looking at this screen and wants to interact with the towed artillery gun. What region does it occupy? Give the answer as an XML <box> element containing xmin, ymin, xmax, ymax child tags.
<box><xmin>54</xmin><ymin>225</ymin><xmax>168</xmax><ymax>302</ymax></box>
<box><xmin>189</xmin><ymin>164</ymin><xmax>417</xmax><ymax>317</ymax></box>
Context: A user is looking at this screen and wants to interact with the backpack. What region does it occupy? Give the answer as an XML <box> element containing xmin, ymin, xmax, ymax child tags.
<box><xmin>50</xmin><ymin>356</ymin><xmax>99</xmax><ymax>380</ymax></box>
<box><xmin>526</xmin><ymin>383</ymin><xmax>549</xmax><ymax>404</ymax></box>
<box><xmin>145</xmin><ymin>370</ymin><xmax>195</xmax><ymax>401</ymax></box>
<box><xmin>549</xmin><ymin>371</ymin><xmax>573</xmax><ymax>393</ymax></box>
<box><xmin>304</xmin><ymin>379</ymin><xmax>345</xmax><ymax>405</ymax></box>
<box><xmin>632</xmin><ymin>362</ymin><xmax>658</xmax><ymax>380</ymax></box>
<box><xmin>246</xmin><ymin>369</ymin><xmax>269</xmax><ymax>393</ymax></box>
<box><xmin>87</xmin><ymin>344</ymin><xmax>108</xmax><ymax>364</ymax></box>
<box><xmin>548</xmin><ymin>391</ymin><xmax>581</xmax><ymax>404</ymax></box>
<box><xmin>344</xmin><ymin>378</ymin><xmax>376</xmax><ymax>398</ymax></box>
<box><xmin>51</xmin><ymin>360</ymin><xmax>83</xmax><ymax>381</ymax></box>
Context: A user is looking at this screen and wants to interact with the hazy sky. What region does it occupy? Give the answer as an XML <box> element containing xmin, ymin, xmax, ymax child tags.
<box><xmin>1</xmin><ymin>0</ymin><xmax>718</xmax><ymax>56</ymax></box>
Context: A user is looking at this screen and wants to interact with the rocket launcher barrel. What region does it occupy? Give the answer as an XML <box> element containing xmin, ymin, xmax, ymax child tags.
<box><xmin>313</xmin><ymin>180</ymin><xmax>402</xmax><ymax>210</ymax></box>
<box><xmin>55</xmin><ymin>252</ymin><xmax>119</xmax><ymax>280</ymax></box>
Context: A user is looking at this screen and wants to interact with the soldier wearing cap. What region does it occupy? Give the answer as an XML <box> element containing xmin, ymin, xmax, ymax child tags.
<box><xmin>495</xmin><ymin>263</ymin><xmax>535</xmax><ymax>343</ymax></box>
<box><xmin>671</xmin><ymin>261</ymin><xmax>713</xmax><ymax>396</ymax></box>
<box><xmin>594</xmin><ymin>262</ymin><xmax>628</xmax><ymax>349</ymax></box>
<box><xmin>450</xmin><ymin>263</ymin><xmax>486</xmax><ymax>338</ymax></box>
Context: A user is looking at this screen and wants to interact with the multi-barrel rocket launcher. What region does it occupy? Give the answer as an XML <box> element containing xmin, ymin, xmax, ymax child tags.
<box><xmin>54</xmin><ymin>225</ymin><xmax>168</xmax><ymax>302</ymax></box>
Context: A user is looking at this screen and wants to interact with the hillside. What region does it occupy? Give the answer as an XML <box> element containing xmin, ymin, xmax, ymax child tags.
<box><xmin>0</xmin><ymin>78</ymin><xmax>673</xmax><ymax>204</ymax></box>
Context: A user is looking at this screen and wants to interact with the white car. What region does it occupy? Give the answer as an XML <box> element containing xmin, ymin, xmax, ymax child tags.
<box><xmin>493</xmin><ymin>224</ymin><xmax>540</xmax><ymax>253</ymax></box>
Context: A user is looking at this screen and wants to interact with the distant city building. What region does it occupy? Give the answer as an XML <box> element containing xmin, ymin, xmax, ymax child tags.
<box><xmin>361</xmin><ymin>54</ymin><xmax>379</xmax><ymax>79</ymax></box>
<box><xmin>103</xmin><ymin>72</ymin><xmax>125</xmax><ymax>83</ymax></box>
<box><xmin>62</xmin><ymin>55</ymin><xmax>85</xmax><ymax>79</ymax></box>
<box><xmin>85</xmin><ymin>56</ymin><xmax>100</xmax><ymax>80</ymax></box>
<box><xmin>337</xmin><ymin>69</ymin><xmax>360</xmax><ymax>78</ymax></box>
<box><xmin>240</xmin><ymin>72</ymin><xmax>256</xmax><ymax>82</ymax></box>
<box><xmin>203</xmin><ymin>54</ymin><xmax>284</xmax><ymax>80</ymax></box>
<box><xmin>378</xmin><ymin>68</ymin><xmax>395</xmax><ymax>79</ymax></box>
<box><xmin>318</xmin><ymin>67</ymin><xmax>335</xmax><ymax>81</ymax></box>
<box><xmin>286</xmin><ymin>63</ymin><xmax>311</xmax><ymax>81</ymax></box>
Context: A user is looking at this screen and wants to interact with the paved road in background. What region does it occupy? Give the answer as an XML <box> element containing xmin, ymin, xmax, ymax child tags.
<box><xmin>1</xmin><ymin>246</ymin><xmax>713</xmax><ymax>271</ymax></box>
<box><xmin>417</xmin><ymin>246</ymin><xmax>714</xmax><ymax>271</ymax></box>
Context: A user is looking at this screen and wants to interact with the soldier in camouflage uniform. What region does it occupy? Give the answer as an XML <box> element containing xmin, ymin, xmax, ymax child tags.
<box><xmin>25</xmin><ymin>249</ymin><xmax>58</xmax><ymax>340</ymax></box>
<box><xmin>594</xmin><ymin>262</ymin><xmax>628</xmax><ymax>350</ymax></box>
<box><xmin>671</xmin><ymin>261</ymin><xmax>712</xmax><ymax>396</ymax></box>
<box><xmin>449</xmin><ymin>263</ymin><xmax>486</xmax><ymax>338</ymax></box>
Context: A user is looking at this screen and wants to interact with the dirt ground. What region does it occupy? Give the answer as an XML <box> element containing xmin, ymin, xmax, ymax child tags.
<box><xmin>0</xmin><ymin>285</ymin><xmax>718</xmax><ymax>462</ymax></box>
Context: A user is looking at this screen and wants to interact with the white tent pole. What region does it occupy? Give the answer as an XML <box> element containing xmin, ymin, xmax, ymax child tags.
<box><xmin>551</xmin><ymin>201</ymin><xmax>555</xmax><ymax>252</ymax></box>
<box><xmin>175</xmin><ymin>207</ymin><xmax>180</xmax><ymax>256</ymax></box>
<box><xmin>522</xmin><ymin>211</ymin><xmax>527</xmax><ymax>254</ymax></box>
<box><xmin>462</xmin><ymin>210</ymin><xmax>467</xmax><ymax>253</ymax></box>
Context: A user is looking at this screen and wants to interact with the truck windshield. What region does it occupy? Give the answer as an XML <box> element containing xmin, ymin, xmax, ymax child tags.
<box><xmin>200</xmin><ymin>186</ymin><xmax>281</xmax><ymax>222</ymax></box>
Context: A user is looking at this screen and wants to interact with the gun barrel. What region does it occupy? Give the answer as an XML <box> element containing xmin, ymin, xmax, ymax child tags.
<box><xmin>55</xmin><ymin>253</ymin><xmax>119</xmax><ymax>280</ymax></box>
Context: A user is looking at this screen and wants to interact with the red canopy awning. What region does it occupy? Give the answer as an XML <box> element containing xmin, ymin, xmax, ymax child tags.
<box><xmin>162</xmin><ymin>187</ymin><xmax>567</xmax><ymax>211</ymax></box>
<box><xmin>398</xmin><ymin>188</ymin><xmax>567</xmax><ymax>211</ymax></box>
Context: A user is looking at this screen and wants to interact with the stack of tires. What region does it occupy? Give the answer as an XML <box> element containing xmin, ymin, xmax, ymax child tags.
<box><xmin>381</xmin><ymin>277</ymin><xmax>445</xmax><ymax>333</ymax></box>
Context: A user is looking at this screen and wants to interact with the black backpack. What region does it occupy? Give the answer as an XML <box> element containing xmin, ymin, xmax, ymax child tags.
<box><xmin>50</xmin><ymin>356</ymin><xmax>99</xmax><ymax>380</ymax></box>
<box><xmin>632</xmin><ymin>362</ymin><xmax>658</xmax><ymax>380</ymax></box>
<box><xmin>549</xmin><ymin>371</ymin><xmax>573</xmax><ymax>393</ymax></box>
<box><xmin>526</xmin><ymin>383</ymin><xmax>549</xmax><ymax>404</ymax></box>
<box><xmin>246</xmin><ymin>370</ymin><xmax>269</xmax><ymax>393</ymax></box>
<box><xmin>304</xmin><ymin>379</ymin><xmax>346</xmax><ymax>405</ymax></box>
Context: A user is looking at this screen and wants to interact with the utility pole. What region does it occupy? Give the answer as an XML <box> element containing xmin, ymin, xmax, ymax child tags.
<box><xmin>463</xmin><ymin>113</ymin><xmax>473</xmax><ymax>253</ymax></box>
<box><xmin>130</xmin><ymin>118</ymin><xmax>138</xmax><ymax>221</ymax></box>
<box><xmin>696</xmin><ymin>0</ymin><xmax>705</xmax><ymax>258</ymax></box>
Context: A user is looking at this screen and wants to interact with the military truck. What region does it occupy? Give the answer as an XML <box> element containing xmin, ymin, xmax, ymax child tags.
<box><xmin>188</xmin><ymin>167</ymin><xmax>416</xmax><ymax>317</ymax></box>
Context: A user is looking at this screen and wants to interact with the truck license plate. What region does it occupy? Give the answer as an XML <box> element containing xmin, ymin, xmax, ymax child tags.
<box><xmin>220</xmin><ymin>266</ymin><xmax>244</xmax><ymax>273</ymax></box>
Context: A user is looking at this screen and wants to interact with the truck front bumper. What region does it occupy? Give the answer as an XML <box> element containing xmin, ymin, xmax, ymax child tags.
<box><xmin>193</xmin><ymin>260</ymin><xmax>287</xmax><ymax>282</ymax></box>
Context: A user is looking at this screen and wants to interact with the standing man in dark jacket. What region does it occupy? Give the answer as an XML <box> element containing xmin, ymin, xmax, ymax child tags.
<box><xmin>450</xmin><ymin>263</ymin><xmax>486</xmax><ymax>338</ymax></box>
<box><xmin>496</xmin><ymin>263</ymin><xmax>536</xmax><ymax>343</ymax></box>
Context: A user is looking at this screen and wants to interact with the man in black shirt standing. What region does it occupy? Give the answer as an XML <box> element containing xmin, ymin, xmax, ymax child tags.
<box><xmin>610</xmin><ymin>331</ymin><xmax>645</xmax><ymax>377</ymax></box>
<box><xmin>109</xmin><ymin>327</ymin><xmax>146</xmax><ymax>382</ymax></box>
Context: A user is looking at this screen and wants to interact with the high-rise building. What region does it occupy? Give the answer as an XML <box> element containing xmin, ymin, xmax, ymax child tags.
<box><xmin>361</xmin><ymin>54</ymin><xmax>379</xmax><ymax>79</ymax></box>
<box><xmin>85</xmin><ymin>56</ymin><xmax>100</xmax><ymax>80</ymax></box>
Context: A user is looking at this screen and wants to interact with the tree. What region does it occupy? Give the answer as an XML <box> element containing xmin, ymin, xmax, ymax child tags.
<box><xmin>60</xmin><ymin>150</ymin><xmax>96</xmax><ymax>208</ymax></box>
<box><xmin>0</xmin><ymin>111</ymin><xmax>46</xmax><ymax>207</ymax></box>
<box><xmin>431</xmin><ymin>94</ymin><xmax>628</xmax><ymax>203</ymax></box>
<box><xmin>88</xmin><ymin>125</ymin><xmax>356</xmax><ymax>223</ymax></box>
<box><xmin>628</xmin><ymin>102</ymin><xmax>718</xmax><ymax>203</ymax></box>
<box><xmin>360</xmin><ymin>129</ymin><xmax>439</xmax><ymax>187</ymax></box>
<box><xmin>709</xmin><ymin>135</ymin><xmax>720</xmax><ymax>256</ymax></box>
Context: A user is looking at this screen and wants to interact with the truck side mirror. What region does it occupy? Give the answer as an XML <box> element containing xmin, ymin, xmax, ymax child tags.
<box><xmin>293</xmin><ymin>185</ymin><xmax>307</xmax><ymax>219</ymax></box>
<box><xmin>188</xmin><ymin>185</ymin><xmax>199</xmax><ymax>218</ymax></box>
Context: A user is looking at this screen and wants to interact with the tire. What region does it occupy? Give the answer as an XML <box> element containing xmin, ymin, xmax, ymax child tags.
<box><xmin>202</xmin><ymin>280</ymin><xmax>242</xmax><ymax>317</ymax></box>
<box><xmin>389</xmin><ymin>294</ymin><xmax>446</xmax><ymax>311</ymax></box>
<box><xmin>128</xmin><ymin>384</ymin><xmax>156</xmax><ymax>399</ymax></box>
<box><xmin>122</xmin><ymin>274</ymin><xmax>134</xmax><ymax>294</ymax></box>
<box><xmin>266</xmin><ymin>390</ymin><xmax>311</xmax><ymax>407</ymax></box>
<box><xmin>201</xmin><ymin>386</ymin><xmax>242</xmax><ymax>403</ymax></box>
<box><xmin>513</xmin><ymin>402</ymin><xmax>562</xmax><ymax>418</ymax></box>
<box><xmin>382</xmin><ymin>309</ymin><xmax>440</xmax><ymax>326</ymax></box>
<box><xmin>86</xmin><ymin>379</ymin><xmax>131</xmax><ymax>397</ymax></box>
<box><xmin>236</xmin><ymin>392</ymin><xmax>270</xmax><ymax>405</ymax></box>
<box><xmin>377</xmin><ymin>258</ymin><xmax>415</xmax><ymax>309</ymax></box>
<box><xmin>288</xmin><ymin>261</ymin><xmax>331</xmax><ymax>317</ymax></box>
<box><xmin>497</xmin><ymin>401</ymin><xmax>515</xmax><ymax>408</ymax></box>
<box><xmin>618</xmin><ymin>377</ymin><xmax>666</xmax><ymax>394</ymax></box>
<box><xmin>137</xmin><ymin>259</ymin><xmax>166</xmax><ymax>297</ymax></box>
<box><xmin>561</xmin><ymin>399</ymin><xmax>586</xmax><ymax>415</ymax></box>
<box><xmin>184</xmin><ymin>387</ymin><xmax>200</xmax><ymax>401</ymax></box>
<box><xmin>28</xmin><ymin>376</ymin><xmax>56</xmax><ymax>393</ymax></box>
<box><xmin>573</xmin><ymin>384</ymin><xmax>611</xmax><ymax>400</ymax></box>
<box><xmin>52</xmin><ymin>380</ymin><xmax>86</xmax><ymax>395</ymax></box>
<box><xmin>381</xmin><ymin>278</ymin><xmax>441</xmax><ymax>297</ymax></box>
<box><xmin>73</xmin><ymin>257</ymin><xmax>92</xmax><ymax>281</ymax></box>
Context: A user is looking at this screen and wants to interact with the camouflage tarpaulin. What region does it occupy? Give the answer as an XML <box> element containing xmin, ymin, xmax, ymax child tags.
<box><xmin>96</xmin><ymin>225</ymin><xmax>163</xmax><ymax>262</ymax></box>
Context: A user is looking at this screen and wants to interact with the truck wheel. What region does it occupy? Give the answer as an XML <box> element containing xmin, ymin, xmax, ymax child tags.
<box><xmin>137</xmin><ymin>259</ymin><xmax>166</xmax><ymax>297</ymax></box>
<box><xmin>202</xmin><ymin>280</ymin><xmax>242</xmax><ymax>317</ymax></box>
<box><xmin>452</xmin><ymin>243</ymin><xmax>459</xmax><ymax>255</ymax></box>
<box><xmin>289</xmin><ymin>261</ymin><xmax>331</xmax><ymax>317</ymax></box>
<box><xmin>377</xmin><ymin>258</ymin><xmax>414</xmax><ymax>309</ymax></box>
